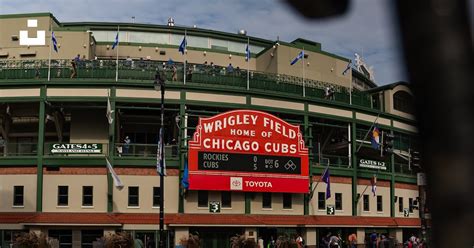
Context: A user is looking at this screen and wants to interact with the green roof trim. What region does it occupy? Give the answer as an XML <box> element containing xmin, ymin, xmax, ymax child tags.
<box><xmin>0</xmin><ymin>12</ymin><xmax>60</xmax><ymax>26</ymax></box>
<box><xmin>364</xmin><ymin>81</ymin><xmax>412</xmax><ymax>93</ymax></box>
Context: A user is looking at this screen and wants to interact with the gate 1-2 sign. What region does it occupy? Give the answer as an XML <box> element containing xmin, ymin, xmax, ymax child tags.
<box><xmin>188</xmin><ymin>110</ymin><xmax>309</xmax><ymax>193</ymax></box>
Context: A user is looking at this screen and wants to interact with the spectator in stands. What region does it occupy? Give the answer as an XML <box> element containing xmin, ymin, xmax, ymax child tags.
<box><xmin>235</xmin><ymin>66</ymin><xmax>241</xmax><ymax>76</ymax></box>
<box><xmin>171</xmin><ymin>65</ymin><xmax>178</xmax><ymax>81</ymax></box>
<box><xmin>210</xmin><ymin>62</ymin><xmax>216</xmax><ymax>76</ymax></box>
<box><xmin>226</xmin><ymin>63</ymin><xmax>234</xmax><ymax>75</ymax></box>
<box><xmin>123</xmin><ymin>136</ymin><xmax>131</xmax><ymax>155</ymax></box>
<box><xmin>186</xmin><ymin>66</ymin><xmax>193</xmax><ymax>82</ymax></box>
<box><xmin>70</xmin><ymin>56</ymin><xmax>78</xmax><ymax>78</ymax></box>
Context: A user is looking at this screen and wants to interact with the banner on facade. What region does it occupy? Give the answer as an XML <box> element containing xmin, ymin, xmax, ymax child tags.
<box><xmin>50</xmin><ymin>143</ymin><xmax>103</xmax><ymax>154</ymax></box>
<box><xmin>188</xmin><ymin>110</ymin><xmax>309</xmax><ymax>193</ymax></box>
<box><xmin>358</xmin><ymin>159</ymin><xmax>387</xmax><ymax>170</ymax></box>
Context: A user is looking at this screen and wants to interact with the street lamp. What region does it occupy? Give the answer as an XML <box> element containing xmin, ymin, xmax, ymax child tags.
<box><xmin>154</xmin><ymin>70</ymin><xmax>165</xmax><ymax>248</ymax></box>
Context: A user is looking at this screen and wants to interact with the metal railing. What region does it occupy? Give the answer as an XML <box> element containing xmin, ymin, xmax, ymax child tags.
<box><xmin>0</xmin><ymin>59</ymin><xmax>375</xmax><ymax>109</ymax></box>
<box><xmin>115</xmin><ymin>143</ymin><xmax>178</xmax><ymax>159</ymax></box>
<box><xmin>394</xmin><ymin>162</ymin><xmax>416</xmax><ymax>175</ymax></box>
<box><xmin>313</xmin><ymin>154</ymin><xmax>350</xmax><ymax>168</ymax></box>
<box><xmin>0</xmin><ymin>143</ymin><xmax>37</xmax><ymax>156</ymax></box>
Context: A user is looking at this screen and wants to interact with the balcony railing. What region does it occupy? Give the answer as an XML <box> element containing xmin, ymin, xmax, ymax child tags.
<box><xmin>114</xmin><ymin>143</ymin><xmax>178</xmax><ymax>159</ymax></box>
<box><xmin>0</xmin><ymin>143</ymin><xmax>37</xmax><ymax>156</ymax></box>
<box><xmin>0</xmin><ymin>59</ymin><xmax>375</xmax><ymax>109</ymax></box>
<box><xmin>313</xmin><ymin>154</ymin><xmax>350</xmax><ymax>168</ymax></box>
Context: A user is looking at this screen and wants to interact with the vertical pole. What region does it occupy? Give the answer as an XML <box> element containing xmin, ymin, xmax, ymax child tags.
<box><xmin>302</xmin><ymin>48</ymin><xmax>306</xmax><ymax>97</ymax></box>
<box><xmin>247</xmin><ymin>37</ymin><xmax>250</xmax><ymax>90</ymax></box>
<box><xmin>351</xmin><ymin>120</ymin><xmax>358</xmax><ymax>216</ymax></box>
<box><xmin>183</xmin><ymin>29</ymin><xmax>187</xmax><ymax>85</ymax></box>
<box><xmin>115</xmin><ymin>26</ymin><xmax>120</xmax><ymax>82</ymax></box>
<box><xmin>107</xmin><ymin>88</ymin><xmax>116</xmax><ymax>212</ymax></box>
<box><xmin>348</xmin><ymin>123</ymin><xmax>352</xmax><ymax>168</ymax></box>
<box><xmin>349</xmin><ymin>70</ymin><xmax>352</xmax><ymax>105</ymax></box>
<box><xmin>159</xmin><ymin>80</ymin><xmax>165</xmax><ymax>248</ymax></box>
<box><xmin>47</xmin><ymin>20</ymin><xmax>52</xmax><ymax>81</ymax></box>
<box><xmin>36</xmin><ymin>86</ymin><xmax>46</xmax><ymax>212</ymax></box>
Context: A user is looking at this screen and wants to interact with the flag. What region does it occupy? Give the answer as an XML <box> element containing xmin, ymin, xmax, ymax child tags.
<box><xmin>106</xmin><ymin>158</ymin><xmax>124</xmax><ymax>190</ymax></box>
<box><xmin>371</xmin><ymin>174</ymin><xmax>377</xmax><ymax>196</ymax></box>
<box><xmin>181</xmin><ymin>160</ymin><xmax>189</xmax><ymax>189</ymax></box>
<box><xmin>321</xmin><ymin>167</ymin><xmax>331</xmax><ymax>199</ymax></box>
<box><xmin>51</xmin><ymin>31</ymin><xmax>58</xmax><ymax>52</ymax></box>
<box><xmin>106</xmin><ymin>97</ymin><xmax>114</xmax><ymax>124</ymax></box>
<box><xmin>112</xmin><ymin>32</ymin><xmax>119</xmax><ymax>49</ymax></box>
<box><xmin>342</xmin><ymin>61</ymin><xmax>351</xmax><ymax>75</ymax></box>
<box><xmin>178</xmin><ymin>36</ymin><xmax>187</xmax><ymax>55</ymax></box>
<box><xmin>371</xmin><ymin>125</ymin><xmax>381</xmax><ymax>149</ymax></box>
<box><xmin>245</xmin><ymin>44</ymin><xmax>250</xmax><ymax>61</ymax></box>
<box><xmin>157</xmin><ymin>128</ymin><xmax>167</xmax><ymax>176</ymax></box>
<box><xmin>290</xmin><ymin>50</ymin><xmax>304</xmax><ymax>65</ymax></box>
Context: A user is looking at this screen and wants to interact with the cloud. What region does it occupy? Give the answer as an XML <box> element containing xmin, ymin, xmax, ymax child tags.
<box><xmin>0</xmin><ymin>0</ymin><xmax>407</xmax><ymax>84</ymax></box>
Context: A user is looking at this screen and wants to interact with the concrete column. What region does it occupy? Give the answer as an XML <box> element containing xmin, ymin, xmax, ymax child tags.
<box><xmin>245</xmin><ymin>228</ymin><xmax>257</xmax><ymax>242</ymax></box>
<box><xmin>356</xmin><ymin>228</ymin><xmax>366</xmax><ymax>246</ymax></box>
<box><xmin>389</xmin><ymin>229</ymin><xmax>403</xmax><ymax>246</ymax></box>
<box><xmin>174</xmin><ymin>227</ymin><xmax>189</xmax><ymax>246</ymax></box>
<box><xmin>72</xmin><ymin>229</ymin><xmax>81</xmax><ymax>248</ymax></box>
<box><xmin>305</xmin><ymin>228</ymin><xmax>317</xmax><ymax>248</ymax></box>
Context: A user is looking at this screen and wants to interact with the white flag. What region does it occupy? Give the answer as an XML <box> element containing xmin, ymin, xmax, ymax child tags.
<box><xmin>106</xmin><ymin>158</ymin><xmax>124</xmax><ymax>190</ymax></box>
<box><xmin>157</xmin><ymin>128</ymin><xmax>167</xmax><ymax>176</ymax></box>
<box><xmin>106</xmin><ymin>97</ymin><xmax>114</xmax><ymax>124</ymax></box>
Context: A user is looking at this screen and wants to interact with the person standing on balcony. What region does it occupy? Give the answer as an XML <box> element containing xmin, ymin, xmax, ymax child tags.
<box><xmin>172</xmin><ymin>65</ymin><xmax>177</xmax><ymax>81</ymax></box>
<box><xmin>226</xmin><ymin>63</ymin><xmax>234</xmax><ymax>75</ymax></box>
<box><xmin>123</xmin><ymin>136</ymin><xmax>131</xmax><ymax>155</ymax></box>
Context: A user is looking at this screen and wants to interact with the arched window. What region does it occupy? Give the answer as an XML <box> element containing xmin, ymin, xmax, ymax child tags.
<box><xmin>393</xmin><ymin>91</ymin><xmax>414</xmax><ymax>114</ymax></box>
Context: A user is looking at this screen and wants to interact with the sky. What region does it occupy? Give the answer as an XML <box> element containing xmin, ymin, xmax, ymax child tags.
<box><xmin>0</xmin><ymin>0</ymin><xmax>409</xmax><ymax>85</ymax></box>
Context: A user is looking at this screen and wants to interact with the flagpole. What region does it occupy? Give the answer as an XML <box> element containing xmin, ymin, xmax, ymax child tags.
<box><xmin>302</xmin><ymin>47</ymin><xmax>305</xmax><ymax>97</ymax></box>
<box><xmin>47</xmin><ymin>20</ymin><xmax>53</xmax><ymax>81</ymax></box>
<box><xmin>183</xmin><ymin>29</ymin><xmax>187</xmax><ymax>85</ymax></box>
<box><xmin>349</xmin><ymin>61</ymin><xmax>352</xmax><ymax>105</ymax></box>
<box><xmin>115</xmin><ymin>26</ymin><xmax>119</xmax><ymax>82</ymax></box>
<box><xmin>356</xmin><ymin>112</ymin><xmax>381</xmax><ymax>153</ymax></box>
<box><xmin>247</xmin><ymin>37</ymin><xmax>250</xmax><ymax>90</ymax></box>
<box><xmin>158</xmin><ymin>74</ymin><xmax>166</xmax><ymax>248</ymax></box>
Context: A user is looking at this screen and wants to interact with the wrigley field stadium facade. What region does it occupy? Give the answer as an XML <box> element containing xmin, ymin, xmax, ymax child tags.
<box><xmin>0</xmin><ymin>13</ymin><xmax>426</xmax><ymax>248</ymax></box>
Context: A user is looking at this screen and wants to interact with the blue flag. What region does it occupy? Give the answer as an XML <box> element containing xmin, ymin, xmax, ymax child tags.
<box><xmin>290</xmin><ymin>50</ymin><xmax>304</xmax><ymax>65</ymax></box>
<box><xmin>157</xmin><ymin>128</ymin><xmax>166</xmax><ymax>176</ymax></box>
<box><xmin>371</xmin><ymin>125</ymin><xmax>381</xmax><ymax>150</ymax></box>
<box><xmin>112</xmin><ymin>32</ymin><xmax>119</xmax><ymax>50</ymax></box>
<box><xmin>342</xmin><ymin>61</ymin><xmax>351</xmax><ymax>75</ymax></box>
<box><xmin>245</xmin><ymin>44</ymin><xmax>250</xmax><ymax>61</ymax></box>
<box><xmin>51</xmin><ymin>32</ymin><xmax>58</xmax><ymax>52</ymax></box>
<box><xmin>321</xmin><ymin>167</ymin><xmax>331</xmax><ymax>199</ymax></box>
<box><xmin>178</xmin><ymin>36</ymin><xmax>187</xmax><ymax>55</ymax></box>
<box><xmin>181</xmin><ymin>160</ymin><xmax>189</xmax><ymax>189</ymax></box>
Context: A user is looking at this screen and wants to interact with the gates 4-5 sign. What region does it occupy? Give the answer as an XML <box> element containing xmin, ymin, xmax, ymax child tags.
<box><xmin>327</xmin><ymin>205</ymin><xmax>335</xmax><ymax>215</ymax></box>
<box><xmin>209</xmin><ymin>201</ymin><xmax>221</xmax><ymax>213</ymax></box>
<box><xmin>403</xmin><ymin>208</ymin><xmax>410</xmax><ymax>217</ymax></box>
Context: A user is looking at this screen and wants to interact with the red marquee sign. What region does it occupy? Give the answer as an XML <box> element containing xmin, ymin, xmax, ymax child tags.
<box><xmin>188</xmin><ymin>110</ymin><xmax>309</xmax><ymax>193</ymax></box>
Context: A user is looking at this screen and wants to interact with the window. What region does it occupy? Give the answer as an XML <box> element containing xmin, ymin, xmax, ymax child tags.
<box><xmin>335</xmin><ymin>193</ymin><xmax>342</xmax><ymax>210</ymax></box>
<box><xmin>57</xmin><ymin>186</ymin><xmax>68</xmax><ymax>206</ymax></box>
<box><xmin>398</xmin><ymin>197</ymin><xmax>404</xmax><ymax>212</ymax></box>
<box><xmin>81</xmin><ymin>230</ymin><xmax>103</xmax><ymax>248</ymax></box>
<box><xmin>363</xmin><ymin>194</ymin><xmax>370</xmax><ymax>211</ymax></box>
<box><xmin>393</xmin><ymin>91</ymin><xmax>414</xmax><ymax>114</ymax></box>
<box><xmin>262</xmin><ymin>193</ymin><xmax>272</xmax><ymax>209</ymax></box>
<box><xmin>13</xmin><ymin>186</ymin><xmax>24</xmax><ymax>206</ymax></box>
<box><xmin>409</xmin><ymin>198</ymin><xmax>414</xmax><ymax>213</ymax></box>
<box><xmin>377</xmin><ymin>195</ymin><xmax>383</xmax><ymax>212</ymax></box>
<box><xmin>283</xmin><ymin>193</ymin><xmax>292</xmax><ymax>209</ymax></box>
<box><xmin>318</xmin><ymin>192</ymin><xmax>326</xmax><ymax>210</ymax></box>
<box><xmin>82</xmin><ymin>186</ymin><xmax>93</xmax><ymax>206</ymax></box>
<box><xmin>153</xmin><ymin>187</ymin><xmax>161</xmax><ymax>207</ymax></box>
<box><xmin>198</xmin><ymin>191</ymin><xmax>208</xmax><ymax>207</ymax></box>
<box><xmin>221</xmin><ymin>191</ymin><xmax>232</xmax><ymax>208</ymax></box>
<box><xmin>128</xmin><ymin>186</ymin><xmax>139</xmax><ymax>207</ymax></box>
<box><xmin>48</xmin><ymin>229</ymin><xmax>72</xmax><ymax>248</ymax></box>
